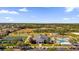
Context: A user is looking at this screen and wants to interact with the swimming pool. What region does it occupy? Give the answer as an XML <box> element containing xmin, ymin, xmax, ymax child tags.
<box><xmin>57</xmin><ymin>38</ymin><xmax>69</xmax><ymax>43</ymax></box>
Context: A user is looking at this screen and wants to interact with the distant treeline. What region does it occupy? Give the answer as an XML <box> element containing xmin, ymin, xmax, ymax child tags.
<box><xmin>0</xmin><ymin>23</ymin><xmax>79</xmax><ymax>28</ymax></box>
<box><xmin>0</xmin><ymin>23</ymin><xmax>79</xmax><ymax>32</ymax></box>
<box><xmin>0</xmin><ymin>23</ymin><xmax>79</xmax><ymax>36</ymax></box>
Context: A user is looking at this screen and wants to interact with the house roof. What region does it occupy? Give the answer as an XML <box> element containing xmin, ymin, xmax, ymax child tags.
<box><xmin>33</xmin><ymin>34</ymin><xmax>48</xmax><ymax>42</ymax></box>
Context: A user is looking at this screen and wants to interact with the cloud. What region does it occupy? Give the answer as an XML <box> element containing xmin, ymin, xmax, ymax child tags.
<box><xmin>5</xmin><ymin>17</ymin><xmax>14</xmax><ymax>22</ymax></box>
<box><xmin>0</xmin><ymin>10</ymin><xmax>19</xmax><ymax>14</ymax></box>
<box><xmin>19</xmin><ymin>8</ymin><xmax>28</xmax><ymax>12</ymax></box>
<box><xmin>65</xmin><ymin>7</ymin><xmax>75</xmax><ymax>12</ymax></box>
<box><xmin>63</xmin><ymin>18</ymin><xmax>70</xmax><ymax>20</ymax></box>
<box><xmin>77</xmin><ymin>15</ymin><xmax>79</xmax><ymax>17</ymax></box>
<box><xmin>63</xmin><ymin>17</ymin><xmax>76</xmax><ymax>21</ymax></box>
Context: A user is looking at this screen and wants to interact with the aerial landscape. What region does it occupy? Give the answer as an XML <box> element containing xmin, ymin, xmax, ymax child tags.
<box><xmin>0</xmin><ymin>7</ymin><xmax>79</xmax><ymax>51</ymax></box>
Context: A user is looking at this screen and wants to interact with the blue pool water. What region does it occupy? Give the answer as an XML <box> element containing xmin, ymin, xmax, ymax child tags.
<box><xmin>60</xmin><ymin>39</ymin><xmax>66</xmax><ymax>42</ymax></box>
<box><xmin>58</xmin><ymin>38</ymin><xmax>68</xmax><ymax>43</ymax></box>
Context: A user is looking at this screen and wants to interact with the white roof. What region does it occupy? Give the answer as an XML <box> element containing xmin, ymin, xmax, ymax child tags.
<box><xmin>71</xmin><ymin>32</ymin><xmax>79</xmax><ymax>35</ymax></box>
<box><xmin>61</xmin><ymin>42</ymin><xmax>71</xmax><ymax>45</ymax></box>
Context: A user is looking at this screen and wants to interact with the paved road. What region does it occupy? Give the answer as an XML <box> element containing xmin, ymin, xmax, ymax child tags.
<box><xmin>27</xmin><ymin>48</ymin><xmax>48</xmax><ymax>51</ymax></box>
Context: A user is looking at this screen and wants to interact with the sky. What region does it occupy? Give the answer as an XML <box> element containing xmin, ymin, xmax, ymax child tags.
<box><xmin>0</xmin><ymin>7</ymin><xmax>79</xmax><ymax>23</ymax></box>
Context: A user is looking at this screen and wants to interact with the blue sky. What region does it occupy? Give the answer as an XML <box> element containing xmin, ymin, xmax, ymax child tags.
<box><xmin>0</xmin><ymin>7</ymin><xmax>79</xmax><ymax>23</ymax></box>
